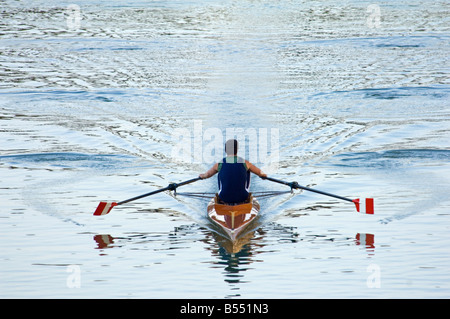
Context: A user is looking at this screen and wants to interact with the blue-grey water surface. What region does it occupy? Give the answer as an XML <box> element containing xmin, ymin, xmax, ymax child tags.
<box><xmin>1</xmin><ymin>0</ymin><xmax>449</xmax><ymax>298</ymax></box>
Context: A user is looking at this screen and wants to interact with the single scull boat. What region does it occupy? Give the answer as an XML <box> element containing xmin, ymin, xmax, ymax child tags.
<box><xmin>207</xmin><ymin>194</ymin><xmax>260</xmax><ymax>241</ymax></box>
<box><xmin>93</xmin><ymin>176</ymin><xmax>374</xmax><ymax>243</ymax></box>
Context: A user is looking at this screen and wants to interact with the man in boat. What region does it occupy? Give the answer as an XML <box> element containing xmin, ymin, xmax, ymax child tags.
<box><xmin>199</xmin><ymin>139</ymin><xmax>267</xmax><ymax>204</ymax></box>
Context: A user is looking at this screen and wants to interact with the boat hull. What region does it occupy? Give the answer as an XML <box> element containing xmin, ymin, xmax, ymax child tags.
<box><xmin>207</xmin><ymin>194</ymin><xmax>260</xmax><ymax>241</ymax></box>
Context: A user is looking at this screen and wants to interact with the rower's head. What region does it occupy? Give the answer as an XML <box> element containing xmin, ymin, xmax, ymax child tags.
<box><xmin>225</xmin><ymin>139</ymin><xmax>238</xmax><ymax>156</ymax></box>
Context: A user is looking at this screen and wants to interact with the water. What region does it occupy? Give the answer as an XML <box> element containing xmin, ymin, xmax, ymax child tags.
<box><xmin>1</xmin><ymin>0</ymin><xmax>449</xmax><ymax>299</ymax></box>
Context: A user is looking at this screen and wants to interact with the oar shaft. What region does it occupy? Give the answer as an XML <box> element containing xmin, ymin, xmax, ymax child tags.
<box><xmin>264</xmin><ymin>176</ymin><xmax>291</xmax><ymax>187</ymax></box>
<box><xmin>117</xmin><ymin>177</ymin><xmax>201</xmax><ymax>206</ymax></box>
<box><xmin>94</xmin><ymin>177</ymin><xmax>202</xmax><ymax>215</ymax></box>
<box><xmin>295</xmin><ymin>184</ymin><xmax>353</xmax><ymax>203</ymax></box>
<box><xmin>265</xmin><ymin>176</ymin><xmax>353</xmax><ymax>203</ymax></box>
<box><xmin>173</xmin><ymin>177</ymin><xmax>202</xmax><ymax>188</ymax></box>
<box><xmin>117</xmin><ymin>187</ymin><xmax>170</xmax><ymax>205</ymax></box>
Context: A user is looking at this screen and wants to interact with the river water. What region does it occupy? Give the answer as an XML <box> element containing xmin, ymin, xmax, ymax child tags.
<box><xmin>1</xmin><ymin>0</ymin><xmax>449</xmax><ymax>299</ymax></box>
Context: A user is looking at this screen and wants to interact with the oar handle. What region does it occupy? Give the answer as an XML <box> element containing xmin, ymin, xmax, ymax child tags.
<box><xmin>264</xmin><ymin>176</ymin><xmax>295</xmax><ymax>188</ymax></box>
<box><xmin>170</xmin><ymin>177</ymin><xmax>202</xmax><ymax>189</ymax></box>
<box><xmin>117</xmin><ymin>177</ymin><xmax>201</xmax><ymax>206</ymax></box>
<box><xmin>265</xmin><ymin>176</ymin><xmax>354</xmax><ymax>203</ymax></box>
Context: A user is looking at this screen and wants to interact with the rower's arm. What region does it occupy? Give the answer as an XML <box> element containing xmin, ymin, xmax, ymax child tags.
<box><xmin>199</xmin><ymin>163</ymin><xmax>219</xmax><ymax>179</ymax></box>
<box><xmin>246</xmin><ymin>161</ymin><xmax>267</xmax><ymax>179</ymax></box>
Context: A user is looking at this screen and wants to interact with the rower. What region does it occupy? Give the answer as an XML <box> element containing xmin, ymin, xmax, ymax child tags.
<box><xmin>199</xmin><ymin>139</ymin><xmax>267</xmax><ymax>204</ymax></box>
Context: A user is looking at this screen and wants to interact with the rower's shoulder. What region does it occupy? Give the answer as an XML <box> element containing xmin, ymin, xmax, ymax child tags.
<box><xmin>244</xmin><ymin>159</ymin><xmax>254</xmax><ymax>170</ymax></box>
<box><xmin>244</xmin><ymin>159</ymin><xmax>254</xmax><ymax>165</ymax></box>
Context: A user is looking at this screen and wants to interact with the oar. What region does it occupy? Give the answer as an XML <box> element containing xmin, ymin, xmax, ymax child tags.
<box><xmin>264</xmin><ymin>176</ymin><xmax>374</xmax><ymax>214</ymax></box>
<box><xmin>93</xmin><ymin>177</ymin><xmax>201</xmax><ymax>216</ymax></box>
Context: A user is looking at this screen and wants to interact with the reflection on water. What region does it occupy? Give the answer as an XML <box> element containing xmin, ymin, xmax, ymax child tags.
<box><xmin>355</xmin><ymin>233</ymin><xmax>375</xmax><ymax>257</ymax></box>
<box><xmin>94</xmin><ymin>234</ymin><xmax>114</xmax><ymax>249</ymax></box>
<box><xmin>207</xmin><ymin>231</ymin><xmax>258</xmax><ymax>291</ymax></box>
<box><xmin>93</xmin><ymin>222</ymin><xmax>375</xmax><ymax>296</ymax></box>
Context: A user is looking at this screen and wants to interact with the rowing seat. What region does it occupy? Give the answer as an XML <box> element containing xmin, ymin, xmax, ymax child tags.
<box><xmin>213</xmin><ymin>194</ymin><xmax>253</xmax><ymax>217</ymax></box>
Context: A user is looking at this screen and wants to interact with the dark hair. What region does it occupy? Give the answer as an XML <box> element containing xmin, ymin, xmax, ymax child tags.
<box><xmin>225</xmin><ymin>139</ymin><xmax>238</xmax><ymax>156</ymax></box>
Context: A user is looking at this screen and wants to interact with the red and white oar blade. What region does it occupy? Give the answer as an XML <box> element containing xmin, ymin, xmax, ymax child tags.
<box><xmin>352</xmin><ymin>198</ymin><xmax>374</xmax><ymax>214</ymax></box>
<box><xmin>93</xmin><ymin>201</ymin><xmax>117</xmax><ymax>216</ymax></box>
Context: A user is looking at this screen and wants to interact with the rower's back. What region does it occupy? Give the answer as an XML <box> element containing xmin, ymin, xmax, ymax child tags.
<box><xmin>217</xmin><ymin>155</ymin><xmax>250</xmax><ymax>204</ymax></box>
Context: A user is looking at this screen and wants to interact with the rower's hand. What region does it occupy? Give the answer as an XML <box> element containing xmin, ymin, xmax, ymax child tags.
<box><xmin>260</xmin><ymin>173</ymin><xmax>268</xmax><ymax>179</ymax></box>
<box><xmin>199</xmin><ymin>173</ymin><xmax>206</xmax><ymax>179</ymax></box>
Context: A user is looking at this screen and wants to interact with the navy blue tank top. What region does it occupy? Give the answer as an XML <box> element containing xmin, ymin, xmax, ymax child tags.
<box><xmin>217</xmin><ymin>156</ymin><xmax>250</xmax><ymax>204</ymax></box>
